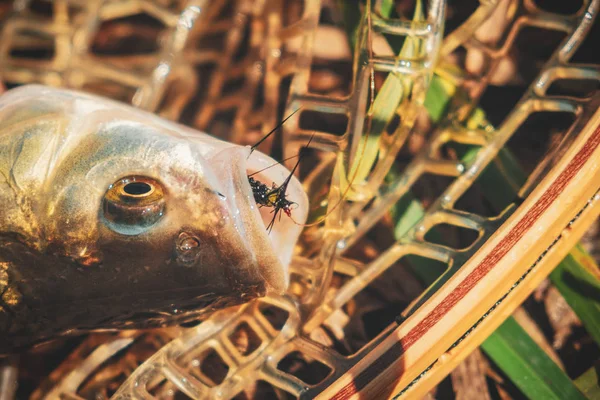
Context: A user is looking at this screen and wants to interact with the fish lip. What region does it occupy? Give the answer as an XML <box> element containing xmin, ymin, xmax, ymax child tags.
<box><xmin>207</xmin><ymin>146</ymin><xmax>307</xmax><ymax>294</ymax></box>
<box><xmin>244</xmin><ymin>150</ymin><xmax>309</xmax><ymax>286</ymax></box>
<box><xmin>208</xmin><ymin>146</ymin><xmax>286</xmax><ymax>292</ymax></box>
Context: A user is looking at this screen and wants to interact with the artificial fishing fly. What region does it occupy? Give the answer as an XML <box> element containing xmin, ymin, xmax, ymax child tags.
<box><xmin>246</xmin><ymin>108</ymin><xmax>311</xmax><ymax>232</ymax></box>
<box><xmin>248</xmin><ymin>154</ymin><xmax>300</xmax><ymax>215</ymax></box>
<box><xmin>264</xmin><ymin>136</ymin><xmax>312</xmax><ymax>233</ymax></box>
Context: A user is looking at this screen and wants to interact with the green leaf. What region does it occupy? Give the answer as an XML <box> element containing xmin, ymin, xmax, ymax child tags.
<box><xmin>336</xmin><ymin>1</ymin><xmax>361</xmax><ymax>50</ymax></box>
<box><xmin>339</xmin><ymin>1</ymin><xmax>428</xmax><ymax>190</ymax></box>
<box><xmin>390</xmin><ymin>193</ymin><xmax>446</xmax><ymax>287</ymax></box>
<box><xmin>574</xmin><ymin>362</ymin><xmax>600</xmax><ymax>399</ymax></box>
<box><xmin>379</xmin><ymin>0</ymin><xmax>395</xmax><ymax>17</ymax></box>
<box><xmin>392</xmin><ymin>194</ymin><xmax>425</xmax><ymax>239</ymax></box>
<box><xmin>550</xmin><ymin>246</ymin><xmax>600</xmax><ymax>346</ymax></box>
<box><xmin>481</xmin><ymin>317</ymin><xmax>586</xmax><ymax>400</ymax></box>
<box><xmin>423</xmin><ymin>74</ymin><xmax>455</xmax><ymax>123</ymax></box>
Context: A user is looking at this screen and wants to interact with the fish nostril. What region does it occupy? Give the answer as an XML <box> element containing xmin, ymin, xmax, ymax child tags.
<box><xmin>176</xmin><ymin>232</ymin><xmax>202</xmax><ymax>267</ymax></box>
<box><xmin>179</xmin><ymin>236</ymin><xmax>199</xmax><ymax>251</ymax></box>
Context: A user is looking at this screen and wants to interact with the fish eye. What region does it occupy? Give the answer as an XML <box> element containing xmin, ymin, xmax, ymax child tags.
<box><xmin>123</xmin><ymin>181</ymin><xmax>153</xmax><ymax>196</ymax></box>
<box><xmin>103</xmin><ymin>176</ymin><xmax>165</xmax><ymax>235</ymax></box>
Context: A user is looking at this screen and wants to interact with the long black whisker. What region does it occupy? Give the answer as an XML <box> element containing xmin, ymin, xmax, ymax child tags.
<box><xmin>275</xmin><ymin>133</ymin><xmax>314</xmax><ymax>195</ymax></box>
<box><xmin>249</xmin><ymin>108</ymin><xmax>301</xmax><ymax>156</ymax></box>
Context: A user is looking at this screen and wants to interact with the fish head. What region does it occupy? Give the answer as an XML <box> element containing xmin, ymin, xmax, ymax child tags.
<box><xmin>0</xmin><ymin>86</ymin><xmax>308</xmax><ymax>319</ymax></box>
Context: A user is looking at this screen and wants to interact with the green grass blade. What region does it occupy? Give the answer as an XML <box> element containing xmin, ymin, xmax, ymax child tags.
<box><xmin>575</xmin><ymin>363</ymin><xmax>600</xmax><ymax>399</ymax></box>
<box><xmin>391</xmin><ymin>193</ymin><xmax>446</xmax><ymax>286</ymax></box>
<box><xmin>337</xmin><ymin>1</ymin><xmax>428</xmax><ymax>190</ymax></box>
<box><xmin>550</xmin><ymin>246</ymin><xmax>600</xmax><ymax>346</ymax></box>
<box><xmin>391</xmin><ymin>193</ymin><xmax>424</xmax><ymax>238</ymax></box>
<box><xmin>379</xmin><ymin>0</ymin><xmax>395</xmax><ymax>18</ymax></box>
<box><xmin>423</xmin><ymin>74</ymin><xmax>455</xmax><ymax>123</ymax></box>
<box><xmin>336</xmin><ymin>1</ymin><xmax>361</xmax><ymax>50</ymax></box>
<box><xmin>481</xmin><ymin>317</ymin><xmax>587</xmax><ymax>400</ymax></box>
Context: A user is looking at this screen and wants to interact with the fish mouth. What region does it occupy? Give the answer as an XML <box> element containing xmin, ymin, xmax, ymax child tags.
<box><xmin>209</xmin><ymin>146</ymin><xmax>308</xmax><ymax>294</ymax></box>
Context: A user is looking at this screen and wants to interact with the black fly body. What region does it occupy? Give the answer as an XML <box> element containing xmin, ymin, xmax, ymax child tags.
<box><xmin>248</xmin><ymin>176</ymin><xmax>272</xmax><ymax>207</ymax></box>
<box><xmin>248</xmin><ymin>154</ymin><xmax>300</xmax><ymax>213</ymax></box>
<box><xmin>248</xmin><ymin>176</ymin><xmax>295</xmax><ymax>216</ymax></box>
<box><xmin>249</xmin><ymin>144</ymin><xmax>311</xmax><ymax>233</ymax></box>
<box><xmin>248</xmin><ymin>175</ymin><xmax>296</xmax><ymax>228</ymax></box>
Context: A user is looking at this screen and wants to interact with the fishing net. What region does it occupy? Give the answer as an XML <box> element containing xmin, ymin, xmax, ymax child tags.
<box><xmin>0</xmin><ymin>0</ymin><xmax>598</xmax><ymax>398</ymax></box>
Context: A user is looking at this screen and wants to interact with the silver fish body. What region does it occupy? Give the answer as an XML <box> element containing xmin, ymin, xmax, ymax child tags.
<box><xmin>0</xmin><ymin>85</ymin><xmax>307</xmax><ymax>353</ymax></box>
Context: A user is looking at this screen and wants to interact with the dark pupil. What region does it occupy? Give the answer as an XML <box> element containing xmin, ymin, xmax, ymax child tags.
<box><xmin>124</xmin><ymin>182</ymin><xmax>152</xmax><ymax>195</ymax></box>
